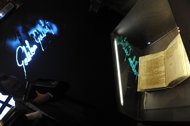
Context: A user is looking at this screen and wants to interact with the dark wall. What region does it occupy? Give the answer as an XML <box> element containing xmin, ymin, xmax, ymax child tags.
<box><xmin>103</xmin><ymin>0</ymin><xmax>137</xmax><ymax>15</ymax></box>
<box><xmin>169</xmin><ymin>0</ymin><xmax>190</xmax><ymax>57</ymax></box>
<box><xmin>0</xmin><ymin>0</ymin><xmax>132</xmax><ymax>123</ymax></box>
<box><xmin>114</xmin><ymin>0</ymin><xmax>177</xmax><ymax>49</ymax></box>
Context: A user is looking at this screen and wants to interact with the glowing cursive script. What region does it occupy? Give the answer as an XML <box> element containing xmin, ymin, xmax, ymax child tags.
<box><xmin>16</xmin><ymin>40</ymin><xmax>38</xmax><ymax>78</ymax></box>
<box><xmin>28</xmin><ymin>20</ymin><xmax>56</xmax><ymax>51</ymax></box>
<box><xmin>15</xmin><ymin>19</ymin><xmax>58</xmax><ymax>79</ymax></box>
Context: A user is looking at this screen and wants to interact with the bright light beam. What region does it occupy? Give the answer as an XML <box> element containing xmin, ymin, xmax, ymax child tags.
<box><xmin>114</xmin><ymin>39</ymin><xmax>124</xmax><ymax>106</ymax></box>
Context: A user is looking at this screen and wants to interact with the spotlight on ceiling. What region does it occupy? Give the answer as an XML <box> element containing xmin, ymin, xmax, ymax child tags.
<box><xmin>147</xmin><ymin>42</ymin><xmax>151</xmax><ymax>45</ymax></box>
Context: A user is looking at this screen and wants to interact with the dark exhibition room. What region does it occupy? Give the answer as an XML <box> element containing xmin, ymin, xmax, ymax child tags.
<box><xmin>0</xmin><ymin>0</ymin><xmax>190</xmax><ymax>126</ymax></box>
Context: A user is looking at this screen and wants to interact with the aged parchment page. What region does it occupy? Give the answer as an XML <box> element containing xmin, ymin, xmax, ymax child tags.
<box><xmin>165</xmin><ymin>34</ymin><xmax>187</xmax><ymax>86</ymax></box>
<box><xmin>138</xmin><ymin>51</ymin><xmax>166</xmax><ymax>91</ymax></box>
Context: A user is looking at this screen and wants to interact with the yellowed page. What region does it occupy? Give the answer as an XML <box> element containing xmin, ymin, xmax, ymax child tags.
<box><xmin>165</xmin><ymin>34</ymin><xmax>187</xmax><ymax>85</ymax></box>
<box><xmin>138</xmin><ymin>51</ymin><xmax>166</xmax><ymax>92</ymax></box>
<box><xmin>182</xmin><ymin>37</ymin><xmax>190</xmax><ymax>76</ymax></box>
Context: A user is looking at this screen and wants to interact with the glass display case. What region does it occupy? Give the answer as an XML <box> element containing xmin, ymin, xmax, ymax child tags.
<box><xmin>111</xmin><ymin>0</ymin><xmax>190</xmax><ymax>122</ymax></box>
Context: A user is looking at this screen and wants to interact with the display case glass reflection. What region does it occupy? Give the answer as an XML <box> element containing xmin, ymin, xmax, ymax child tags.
<box><xmin>113</xmin><ymin>35</ymin><xmax>142</xmax><ymax>118</ymax></box>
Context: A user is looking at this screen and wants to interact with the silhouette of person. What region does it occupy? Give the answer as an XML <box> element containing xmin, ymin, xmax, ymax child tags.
<box><xmin>0</xmin><ymin>74</ymin><xmax>69</xmax><ymax>125</ymax></box>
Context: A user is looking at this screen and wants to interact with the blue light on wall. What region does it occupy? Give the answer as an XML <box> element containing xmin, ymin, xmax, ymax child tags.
<box><xmin>13</xmin><ymin>19</ymin><xmax>58</xmax><ymax>79</ymax></box>
<box><xmin>6</xmin><ymin>37</ymin><xmax>21</xmax><ymax>50</ymax></box>
<box><xmin>28</xmin><ymin>20</ymin><xmax>58</xmax><ymax>51</ymax></box>
<box><xmin>116</xmin><ymin>36</ymin><xmax>139</xmax><ymax>78</ymax></box>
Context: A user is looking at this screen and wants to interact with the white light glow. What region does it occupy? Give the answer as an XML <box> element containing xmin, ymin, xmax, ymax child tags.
<box><xmin>8</xmin><ymin>98</ymin><xmax>15</xmax><ymax>107</ymax></box>
<box><xmin>0</xmin><ymin>13</ymin><xmax>4</xmax><ymax>17</ymax></box>
<box><xmin>0</xmin><ymin>107</ymin><xmax>11</xmax><ymax>120</ymax></box>
<box><xmin>147</xmin><ymin>42</ymin><xmax>151</xmax><ymax>45</ymax></box>
<box><xmin>114</xmin><ymin>39</ymin><xmax>124</xmax><ymax>106</ymax></box>
<box><xmin>0</xmin><ymin>93</ymin><xmax>8</xmax><ymax>102</ymax></box>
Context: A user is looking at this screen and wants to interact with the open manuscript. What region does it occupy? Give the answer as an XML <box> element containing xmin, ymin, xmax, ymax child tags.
<box><xmin>137</xmin><ymin>33</ymin><xmax>190</xmax><ymax>92</ymax></box>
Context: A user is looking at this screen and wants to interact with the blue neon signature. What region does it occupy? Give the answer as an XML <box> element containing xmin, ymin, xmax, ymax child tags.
<box><xmin>28</xmin><ymin>20</ymin><xmax>57</xmax><ymax>51</ymax></box>
<box><xmin>15</xmin><ymin>19</ymin><xmax>58</xmax><ymax>78</ymax></box>
<box><xmin>16</xmin><ymin>40</ymin><xmax>38</xmax><ymax>78</ymax></box>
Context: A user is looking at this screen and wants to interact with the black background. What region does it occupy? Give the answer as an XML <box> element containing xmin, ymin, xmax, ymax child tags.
<box><xmin>0</xmin><ymin>0</ymin><xmax>137</xmax><ymax>125</ymax></box>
